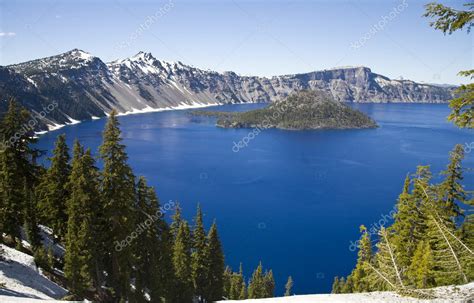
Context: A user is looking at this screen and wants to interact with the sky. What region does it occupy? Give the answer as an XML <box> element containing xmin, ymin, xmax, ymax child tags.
<box><xmin>0</xmin><ymin>0</ymin><xmax>472</xmax><ymax>85</ymax></box>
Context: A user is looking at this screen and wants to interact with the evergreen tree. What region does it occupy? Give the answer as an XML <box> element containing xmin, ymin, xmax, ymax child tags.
<box><xmin>349</xmin><ymin>225</ymin><xmax>373</xmax><ymax>292</ymax></box>
<box><xmin>425</xmin><ymin>200</ymin><xmax>469</xmax><ymax>286</ymax></box>
<box><xmin>439</xmin><ymin>144</ymin><xmax>469</xmax><ymax>218</ymax></box>
<box><xmin>157</xmin><ymin>216</ymin><xmax>175</xmax><ymax>302</ymax></box>
<box><xmin>239</xmin><ymin>278</ymin><xmax>247</xmax><ymax>300</ymax></box>
<box><xmin>331</xmin><ymin>277</ymin><xmax>340</xmax><ymax>294</ymax></box>
<box><xmin>341</xmin><ymin>276</ymin><xmax>353</xmax><ymax>293</ymax></box>
<box><xmin>36</xmin><ymin>134</ymin><xmax>71</xmax><ymax>241</ymax></box>
<box><xmin>132</xmin><ymin>176</ymin><xmax>171</xmax><ymax>302</ymax></box>
<box><xmin>339</xmin><ymin>277</ymin><xmax>351</xmax><ymax>293</ymax></box>
<box><xmin>170</xmin><ymin>203</ymin><xmax>183</xmax><ymax>239</ymax></box>
<box><xmin>424</xmin><ymin>3</ymin><xmax>473</xmax><ymax>128</ymax></box>
<box><xmin>415</xmin><ymin>170</ymin><xmax>471</xmax><ymax>286</ymax></box>
<box><xmin>191</xmin><ymin>204</ymin><xmax>209</xmax><ymax>302</ymax></box>
<box><xmin>205</xmin><ymin>221</ymin><xmax>225</xmax><ymax>302</ymax></box>
<box><xmin>229</xmin><ymin>264</ymin><xmax>246</xmax><ymax>300</ymax></box>
<box><xmin>0</xmin><ymin>148</ymin><xmax>23</xmax><ymax>242</ymax></box>
<box><xmin>459</xmin><ymin>206</ymin><xmax>474</xmax><ymax>281</ymax></box>
<box><xmin>408</xmin><ymin>166</ymin><xmax>433</xmax><ymax>245</ymax></box>
<box><xmin>263</xmin><ymin>269</ymin><xmax>275</xmax><ymax>298</ymax></box>
<box><xmin>406</xmin><ymin>240</ymin><xmax>435</xmax><ymax>288</ymax></box>
<box><xmin>223</xmin><ymin>266</ymin><xmax>233</xmax><ymax>299</ymax></box>
<box><xmin>367</xmin><ymin>227</ymin><xmax>404</xmax><ymax>291</ymax></box>
<box><xmin>64</xmin><ymin>147</ymin><xmax>103</xmax><ymax>298</ymax></box>
<box><xmin>284</xmin><ymin>276</ymin><xmax>293</xmax><ymax>296</ymax></box>
<box><xmin>248</xmin><ymin>262</ymin><xmax>266</xmax><ymax>299</ymax></box>
<box><xmin>99</xmin><ymin>111</ymin><xmax>136</xmax><ymax>300</ymax></box>
<box><xmin>390</xmin><ymin>175</ymin><xmax>419</xmax><ymax>269</ymax></box>
<box><xmin>23</xmin><ymin>180</ymin><xmax>41</xmax><ymax>249</ymax></box>
<box><xmin>0</xmin><ymin>100</ymin><xmax>37</xmax><ymax>243</ymax></box>
<box><xmin>172</xmin><ymin>221</ymin><xmax>193</xmax><ymax>303</ymax></box>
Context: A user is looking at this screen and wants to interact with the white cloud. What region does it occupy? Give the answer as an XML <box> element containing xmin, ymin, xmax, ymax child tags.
<box><xmin>0</xmin><ymin>32</ymin><xmax>16</xmax><ymax>37</ymax></box>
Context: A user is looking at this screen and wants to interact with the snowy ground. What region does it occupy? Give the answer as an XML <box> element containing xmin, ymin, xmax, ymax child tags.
<box><xmin>1</xmin><ymin>243</ymin><xmax>472</xmax><ymax>302</ymax></box>
<box><xmin>219</xmin><ymin>282</ymin><xmax>474</xmax><ymax>303</ymax></box>
<box><xmin>0</xmin><ymin>244</ymin><xmax>67</xmax><ymax>301</ymax></box>
<box><xmin>20</xmin><ymin>225</ymin><xmax>65</xmax><ymax>258</ymax></box>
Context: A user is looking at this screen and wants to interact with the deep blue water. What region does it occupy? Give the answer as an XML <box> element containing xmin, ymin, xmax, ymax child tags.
<box><xmin>35</xmin><ymin>103</ymin><xmax>474</xmax><ymax>295</ymax></box>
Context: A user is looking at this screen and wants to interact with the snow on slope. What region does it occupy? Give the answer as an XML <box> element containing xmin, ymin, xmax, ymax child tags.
<box><xmin>0</xmin><ymin>244</ymin><xmax>67</xmax><ymax>300</ymax></box>
<box><xmin>219</xmin><ymin>282</ymin><xmax>474</xmax><ymax>303</ymax></box>
<box><xmin>0</xmin><ymin>240</ymin><xmax>471</xmax><ymax>302</ymax></box>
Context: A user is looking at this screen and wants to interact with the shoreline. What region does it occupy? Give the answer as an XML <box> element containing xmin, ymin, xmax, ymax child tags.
<box><xmin>34</xmin><ymin>101</ymin><xmax>222</xmax><ymax>137</ymax></box>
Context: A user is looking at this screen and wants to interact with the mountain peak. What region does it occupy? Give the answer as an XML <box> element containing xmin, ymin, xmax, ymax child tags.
<box><xmin>64</xmin><ymin>49</ymin><xmax>95</xmax><ymax>61</ymax></box>
<box><xmin>131</xmin><ymin>51</ymin><xmax>156</xmax><ymax>62</ymax></box>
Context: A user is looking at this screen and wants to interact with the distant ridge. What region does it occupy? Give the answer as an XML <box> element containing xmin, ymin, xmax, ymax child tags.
<box><xmin>0</xmin><ymin>49</ymin><xmax>454</xmax><ymax>131</ymax></box>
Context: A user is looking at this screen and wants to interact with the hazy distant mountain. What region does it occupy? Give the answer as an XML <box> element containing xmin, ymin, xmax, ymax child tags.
<box><xmin>0</xmin><ymin>49</ymin><xmax>455</xmax><ymax>131</ymax></box>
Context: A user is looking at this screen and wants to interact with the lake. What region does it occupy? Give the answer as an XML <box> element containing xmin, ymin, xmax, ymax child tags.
<box><xmin>35</xmin><ymin>103</ymin><xmax>474</xmax><ymax>295</ymax></box>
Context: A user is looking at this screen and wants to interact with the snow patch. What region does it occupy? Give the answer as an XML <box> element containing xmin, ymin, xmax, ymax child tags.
<box><xmin>64</xmin><ymin>115</ymin><xmax>80</xmax><ymax>125</ymax></box>
<box><xmin>26</xmin><ymin>77</ymin><xmax>38</xmax><ymax>88</ymax></box>
<box><xmin>0</xmin><ymin>244</ymin><xmax>67</xmax><ymax>300</ymax></box>
<box><xmin>218</xmin><ymin>283</ymin><xmax>474</xmax><ymax>303</ymax></box>
<box><xmin>46</xmin><ymin>123</ymin><xmax>66</xmax><ymax>132</ymax></box>
<box><xmin>115</xmin><ymin>101</ymin><xmax>219</xmax><ymax>117</ymax></box>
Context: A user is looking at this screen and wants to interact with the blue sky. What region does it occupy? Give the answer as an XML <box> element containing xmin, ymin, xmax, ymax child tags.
<box><xmin>0</xmin><ymin>0</ymin><xmax>472</xmax><ymax>84</ymax></box>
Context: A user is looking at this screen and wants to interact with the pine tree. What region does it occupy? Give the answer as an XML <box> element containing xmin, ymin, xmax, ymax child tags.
<box><xmin>223</xmin><ymin>266</ymin><xmax>233</xmax><ymax>299</ymax></box>
<box><xmin>23</xmin><ymin>180</ymin><xmax>41</xmax><ymax>249</ymax></box>
<box><xmin>285</xmin><ymin>276</ymin><xmax>293</xmax><ymax>296</ymax></box>
<box><xmin>191</xmin><ymin>204</ymin><xmax>209</xmax><ymax>302</ymax></box>
<box><xmin>99</xmin><ymin>111</ymin><xmax>136</xmax><ymax>300</ymax></box>
<box><xmin>406</xmin><ymin>240</ymin><xmax>435</xmax><ymax>288</ymax></box>
<box><xmin>0</xmin><ymin>100</ymin><xmax>37</xmax><ymax>243</ymax></box>
<box><xmin>331</xmin><ymin>277</ymin><xmax>340</xmax><ymax>294</ymax></box>
<box><xmin>172</xmin><ymin>221</ymin><xmax>193</xmax><ymax>303</ymax></box>
<box><xmin>424</xmin><ymin>3</ymin><xmax>474</xmax><ymax>128</ymax></box>
<box><xmin>159</xmin><ymin>223</ymin><xmax>176</xmax><ymax>302</ymax></box>
<box><xmin>170</xmin><ymin>203</ymin><xmax>183</xmax><ymax>239</ymax></box>
<box><xmin>239</xmin><ymin>278</ymin><xmax>247</xmax><ymax>300</ymax></box>
<box><xmin>64</xmin><ymin>147</ymin><xmax>103</xmax><ymax>298</ymax></box>
<box><xmin>229</xmin><ymin>264</ymin><xmax>246</xmax><ymax>299</ymax></box>
<box><xmin>0</xmin><ymin>150</ymin><xmax>23</xmax><ymax>242</ymax></box>
<box><xmin>367</xmin><ymin>227</ymin><xmax>404</xmax><ymax>291</ymax></box>
<box><xmin>459</xmin><ymin>206</ymin><xmax>474</xmax><ymax>281</ymax></box>
<box><xmin>263</xmin><ymin>270</ymin><xmax>275</xmax><ymax>298</ymax></box>
<box><xmin>132</xmin><ymin>176</ymin><xmax>170</xmax><ymax>302</ymax></box>
<box><xmin>340</xmin><ymin>276</ymin><xmax>351</xmax><ymax>293</ymax></box>
<box><xmin>205</xmin><ymin>221</ymin><xmax>225</xmax><ymax>302</ymax></box>
<box><xmin>417</xmin><ymin>176</ymin><xmax>471</xmax><ymax>286</ymax></box>
<box><xmin>406</xmin><ymin>166</ymin><xmax>433</xmax><ymax>246</ymax></box>
<box><xmin>439</xmin><ymin>144</ymin><xmax>469</xmax><ymax>218</ymax></box>
<box><xmin>248</xmin><ymin>262</ymin><xmax>266</xmax><ymax>299</ymax></box>
<box><xmin>349</xmin><ymin>225</ymin><xmax>373</xmax><ymax>292</ymax></box>
<box><xmin>36</xmin><ymin>134</ymin><xmax>71</xmax><ymax>241</ymax></box>
<box><xmin>425</xmin><ymin>199</ymin><xmax>469</xmax><ymax>286</ymax></box>
<box><xmin>390</xmin><ymin>175</ymin><xmax>419</xmax><ymax>269</ymax></box>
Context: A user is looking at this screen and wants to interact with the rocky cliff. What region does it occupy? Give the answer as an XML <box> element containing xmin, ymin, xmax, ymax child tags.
<box><xmin>0</xmin><ymin>49</ymin><xmax>454</xmax><ymax>131</ymax></box>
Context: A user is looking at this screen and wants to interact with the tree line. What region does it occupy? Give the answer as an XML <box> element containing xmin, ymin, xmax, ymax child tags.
<box><xmin>332</xmin><ymin>145</ymin><xmax>473</xmax><ymax>296</ymax></box>
<box><xmin>0</xmin><ymin>99</ymin><xmax>280</xmax><ymax>302</ymax></box>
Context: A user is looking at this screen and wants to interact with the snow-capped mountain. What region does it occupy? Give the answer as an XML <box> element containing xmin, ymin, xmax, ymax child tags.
<box><xmin>0</xmin><ymin>49</ymin><xmax>455</xmax><ymax>131</ymax></box>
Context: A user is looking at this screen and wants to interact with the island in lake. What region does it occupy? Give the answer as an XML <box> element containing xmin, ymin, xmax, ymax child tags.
<box><xmin>191</xmin><ymin>90</ymin><xmax>378</xmax><ymax>130</ymax></box>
